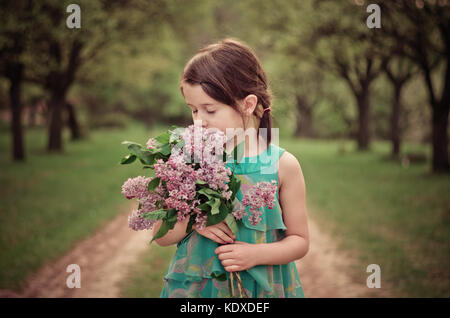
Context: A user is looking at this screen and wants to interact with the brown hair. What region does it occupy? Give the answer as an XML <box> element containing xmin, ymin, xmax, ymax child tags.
<box><xmin>180</xmin><ymin>38</ymin><xmax>273</xmax><ymax>147</ymax></box>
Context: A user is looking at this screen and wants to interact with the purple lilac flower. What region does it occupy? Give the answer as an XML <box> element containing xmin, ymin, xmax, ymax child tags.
<box><xmin>242</xmin><ymin>180</ymin><xmax>277</xmax><ymax>225</ymax></box>
<box><xmin>146</xmin><ymin>137</ymin><xmax>159</xmax><ymax>150</ymax></box>
<box><xmin>137</xmin><ymin>189</ymin><xmax>163</xmax><ymax>212</ymax></box>
<box><xmin>126</xmin><ymin>124</ymin><xmax>278</xmax><ymax>233</ymax></box>
<box><xmin>121</xmin><ymin>176</ymin><xmax>152</xmax><ymax>199</ymax></box>
<box><xmin>128</xmin><ymin>209</ymin><xmax>156</xmax><ymax>231</ymax></box>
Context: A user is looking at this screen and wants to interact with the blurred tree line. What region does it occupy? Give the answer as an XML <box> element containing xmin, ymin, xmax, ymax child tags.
<box><xmin>0</xmin><ymin>0</ymin><xmax>448</xmax><ymax>173</ymax></box>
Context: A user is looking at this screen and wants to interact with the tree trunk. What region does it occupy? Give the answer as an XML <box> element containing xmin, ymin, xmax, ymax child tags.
<box><xmin>391</xmin><ymin>82</ymin><xmax>403</xmax><ymax>157</ymax></box>
<box><xmin>431</xmin><ymin>99</ymin><xmax>449</xmax><ymax>173</ymax></box>
<box><xmin>295</xmin><ymin>95</ymin><xmax>314</xmax><ymax>138</ymax></box>
<box><xmin>7</xmin><ymin>62</ymin><xmax>25</xmax><ymax>161</ymax></box>
<box><xmin>65</xmin><ymin>101</ymin><xmax>82</xmax><ymax>140</ymax></box>
<box><xmin>47</xmin><ymin>90</ymin><xmax>65</xmax><ymax>152</ymax></box>
<box><xmin>45</xmin><ymin>40</ymin><xmax>82</xmax><ymax>151</ymax></box>
<box><xmin>422</xmin><ymin>54</ymin><xmax>450</xmax><ymax>173</ymax></box>
<box><xmin>356</xmin><ymin>86</ymin><xmax>371</xmax><ymax>150</ymax></box>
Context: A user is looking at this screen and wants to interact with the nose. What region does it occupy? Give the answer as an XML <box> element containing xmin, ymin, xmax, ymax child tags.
<box><xmin>196</xmin><ymin>116</ymin><xmax>208</xmax><ymax>128</ymax></box>
<box><xmin>193</xmin><ymin>118</ymin><xmax>208</xmax><ymax>129</ymax></box>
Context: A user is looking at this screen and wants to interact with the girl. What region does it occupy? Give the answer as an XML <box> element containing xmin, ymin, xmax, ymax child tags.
<box><xmin>154</xmin><ymin>38</ymin><xmax>309</xmax><ymax>298</ymax></box>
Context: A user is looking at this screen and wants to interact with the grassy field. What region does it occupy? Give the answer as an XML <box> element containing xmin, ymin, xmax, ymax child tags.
<box><xmin>282</xmin><ymin>137</ymin><xmax>450</xmax><ymax>297</ymax></box>
<box><xmin>0</xmin><ymin>122</ymin><xmax>160</xmax><ymax>291</ymax></box>
<box><xmin>1</xmin><ymin>122</ymin><xmax>448</xmax><ymax>297</ymax></box>
<box><xmin>120</xmin><ymin>136</ymin><xmax>450</xmax><ymax>297</ymax></box>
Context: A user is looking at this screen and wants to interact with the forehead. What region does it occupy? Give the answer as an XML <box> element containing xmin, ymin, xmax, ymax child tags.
<box><xmin>181</xmin><ymin>82</ymin><xmax>218</xmax><ymax>105</ymax></box>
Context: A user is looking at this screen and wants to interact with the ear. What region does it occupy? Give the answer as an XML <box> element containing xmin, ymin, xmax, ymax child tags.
<box><xmin>241</xmin><ymin>94</ymin><xmax>258</xmax><ymax>116</ymax></box>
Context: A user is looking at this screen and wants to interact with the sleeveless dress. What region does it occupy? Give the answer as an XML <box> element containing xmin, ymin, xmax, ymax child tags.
<box><xmin>159</xmin><ymin>143</ymin><xmax>305</xmax><ymax>298</ymax></box>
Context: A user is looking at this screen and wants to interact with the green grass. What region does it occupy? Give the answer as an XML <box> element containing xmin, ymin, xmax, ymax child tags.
<box><xmin>119</xmin><ymin>244</ymin><xmax>176</xmax><ymax>297</ymax></box>
<box><xmin>2</xmin><ymin>121</ymin><xmax>448</xmax><ymax>297</ymax></box>
<box><xmin>119</xmin><ymin>136</ymin><xmax>449</xmax><ymax>298</ymax></box>
<box><xmin>0</xmin><ymin>122</ymin><xmax>163</xmax><ymax>291</ymax></box>
<box><xmin>282</xmin><ymin>137</ymin><xmax>450</xmax><ymax>297</ymax></box>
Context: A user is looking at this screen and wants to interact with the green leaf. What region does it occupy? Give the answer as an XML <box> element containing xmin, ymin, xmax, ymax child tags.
<box><xmin>198</xmin><ymin>188</ymin><xmax>213</xmax><ymax>199</ymax></box>
<box><xmin>210</xmin><ymin>198</ymin><xmax>221</xmax><ymax>215</ymax></box>
<box><xmin>155</xmin><ymin>200</ymin><xmax>164</xmax><ymax>208</ymax></box>
<box><xmin>141</xmin><ymin>209</ymin><xmax>166</xmax><ymax>220</ymax></box>
<box><xmin>147</xmin><ymin>177</ymin><xmax>160</xmax><ymax>191</ymax></box>
<box><xmin>122</xmin><ymin>141</ymin><xmax>143</xmax><ymax>148</ymax></box>
<box><xmin>225</xmin><ymin>213</ymin><xmax>238</xmax><ymax>234</ymax></box>
<box><xmin>206</xmin><ymin>202</ymin><xmax>228</xmax><ymax>226</ymax></box>
<box><xmin>234</xmin><ymin>141</ymin><xmax>245</xmax><ymax>163</ymax></box>
<box><xmin>198</xmin><ymin>188</ymin><xmax>224</xmax><ymax>199</ymax></box>
<box><xmin>211</xmin><ymin>272</ymin><xmax>228</xmax><ymax>281</ymax></box>
<box><xmin>155</xmin><ymin>132</ymin><xmax>170</xmax><ymax>145</ymax></box>
<box><xmin>225</xmin><ymin>141</ymin><xmax>245</xmax><ymax>163</ymax></box>
<box><xmin>127</xmin><ymin>144</ymin><xmax>143</xmax><ymax>157</ymax></box>
<box><xmin>120</xmin><ymin>154</ymin><xmax>137</xmax><ymax>164</ymax></box>
<box><xmin>166</xmin><ymin>208</ymin><xmax>178</xmax><ymax>222</ymax></box>
<box><xmin>228</xmin><ymin>174</ymin><xmax>241</xmax><ymax>201</ymax></box>
<box><xmin>186</xmin><ymin>215</ymin><xmax>196</xmax><ymax>234</ymax></box>
<box><xmin>150</xmin><ymin>208</ymin><xmax>177</xmax><ymax>243</ymax></box>
<box><xmin>169</xmin><ymin>126</ymin><xmax>182</xmax><ymax>143</ymax></box>
<box><xmin>140</xmin><ymin>150</ymin><xmax>155</xmax><ymax>165</ymax></box>
<box><xmin>173</xmin><ymin>138</ymin><xmax>185</xmax><ymax>149</ymax></box>
<box><xmin>158</xmin><ymin>143</ymin><xmax>172</xmax><ymax>156</ymax></box>
<box><xmin>197</xmin><ymin>201</ymin><xmax>212</xmax><ymax>212</ymax></box>
<box><xmin>151</xmin><ymin>220</ymin><xmax>172</xmax><ymax>242</ymax></box>
<box><xmin>195</xmin><ymin>179</ymin><xmax>208</xmax><ymax>185</ymax></box>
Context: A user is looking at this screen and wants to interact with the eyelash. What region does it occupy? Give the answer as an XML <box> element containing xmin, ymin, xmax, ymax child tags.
<box><xmin>192</xmin><ymin>110</ymin><xmax>215</xmax><ymax>114</ymax></box>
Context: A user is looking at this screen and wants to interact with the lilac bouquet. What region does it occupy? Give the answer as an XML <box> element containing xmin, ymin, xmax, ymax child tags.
<box><xmin>120</xmin><ymin>124</ymin><xmax>277</xmax><ymax>297</ymax></box>
<box><xmin>120</xmin><ymin>124</ymin><xmax>277</xmax><ymax>240</ymax></box>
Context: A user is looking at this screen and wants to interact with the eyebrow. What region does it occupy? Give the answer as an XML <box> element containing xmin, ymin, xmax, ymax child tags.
<box><xmin>187</xmin><ymin>103</ymin><xmax>214</xmax><ymax>107</ymax></box>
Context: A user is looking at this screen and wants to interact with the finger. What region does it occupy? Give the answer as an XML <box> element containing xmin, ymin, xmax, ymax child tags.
<box><xmin>219</xmin><ymin>222</ymin><xmax>236</xmax><ymax>239</ymax></box>
<box><xmin>215</xmin><ymin>244</ymin><xmax>234</xmax><ymax>254</ymax></box>
<box><xmin>221</xmin><ymin>259</ymin><xmax>236</xmax><ymax>267</ymax></box>
<box><xmin>211</xmin><ymin>227</ymin><xmax>234</xmax><ymax>243</ymax></box>
<box><xmin>209</xmin><ymin>231</ymin><xmax>228</xmax><ymax>244</ymax></box>
<box><xmin>203</xmin><ymin>231</ymin><xmax>227</xmax><ymax>245</ymax></box>
<box><xmin>217</xmin><ymin>251</ymin><xmax>234</xmax><ymax>261</ymax></box>
<box><xmin>224</xmin><ymin>265</ymin><xmax>241</xmax><ymax>272</ymax></box>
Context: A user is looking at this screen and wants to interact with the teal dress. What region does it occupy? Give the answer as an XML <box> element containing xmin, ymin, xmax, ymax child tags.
<box><xmin>159</xmin><ymin>143</ymin><xmax>305</xmax><ymax>298</ymax></box>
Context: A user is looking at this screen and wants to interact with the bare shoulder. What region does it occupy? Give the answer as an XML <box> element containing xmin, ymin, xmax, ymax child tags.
<box><xmin>278</xmin><ymin>150</ymin><xmax>304</xmax><ymax>188</ymax></box>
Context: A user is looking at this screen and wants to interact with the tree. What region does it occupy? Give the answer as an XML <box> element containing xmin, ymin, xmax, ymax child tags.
<box><xmin>379</xmin><ymin>0</ymin><xmax>450</xmax><ymax>173</ymax></box>
<box><xmin>308</xmin><ymin>1</ymin><xmax>388</xmax><ymax>150</ymax></box>
<box><xmin>383</xmin><ymin>58</ymin><xmax>418</xmax><ymax>157</ymax></box>
<box><xmin>0</xmin><ymin>0</ymin><xmax>38</xmax><ymax>161</ymax></box>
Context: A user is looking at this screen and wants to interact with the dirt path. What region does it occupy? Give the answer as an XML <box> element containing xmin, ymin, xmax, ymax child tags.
<box><xmin>0</xmin><ymin>205</ymin><xmax>392</xmax><ymax>298</ymax></box>
<box><xmin>0</xmin><ymin>202</ymin><xmax>151</xmax><ymax>298</ymax></box>
<box><xmin>295</xmin><ymin>216</ymin><xmax>394</xmax><ymax>297</ymax></box>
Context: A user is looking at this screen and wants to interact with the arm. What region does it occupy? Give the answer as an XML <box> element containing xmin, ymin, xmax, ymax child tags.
<box><xmin>153</xmin><ymin>217</ymin><xmax>190</xmax><ymax>247</ymax></box>
<box><xmin>215</xmin><ymin>151</ymin><xmax>310</xmax><ymax>271</ymax></box>
<box><xmin>255</xmin><ymin>151</ymin><xmax>310</xmax><ymax>265</ymax></box>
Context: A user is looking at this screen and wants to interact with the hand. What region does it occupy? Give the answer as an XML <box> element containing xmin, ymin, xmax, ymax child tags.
<box><xmin>214</xmin><ymin>241</ymin><xmax>258</xmax><ymax>272</ymax></box>
<box><xmin>194</xmin><ymin>220</ymin><xmax>236</xmax><ymax>244</ymax></box>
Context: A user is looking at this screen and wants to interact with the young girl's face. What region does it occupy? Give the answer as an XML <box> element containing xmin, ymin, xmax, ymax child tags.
<box><xmin>181</xmin><ymin>82</ymin><xmax>245</xmax><ymax>134</ymax></box>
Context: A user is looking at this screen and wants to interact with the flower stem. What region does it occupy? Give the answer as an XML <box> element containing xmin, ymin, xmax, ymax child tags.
<box><xmin>229</xmin><ymin>272</ymin><xmax>235</xmax><ymax>297</ymax></box>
